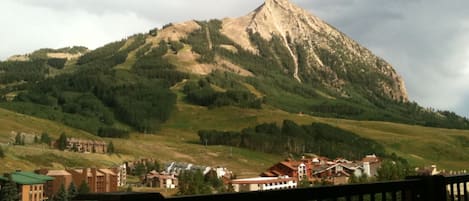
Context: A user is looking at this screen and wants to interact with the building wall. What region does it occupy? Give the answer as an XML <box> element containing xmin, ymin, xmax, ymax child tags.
<box><xmin>332</xmin><ymin>176</ymin><xmax>348</xmax><ymax>185</ymax></box>
<box><xmin>146</xmin><ymin>175</ymin><xmax>177</xmax><ymax>189</ymax></box>
<box><xmin>99</xmin><ymin>170</ymin><xmax>118</xmax><ymax>192</ymax></box>
<box><xmin>67</xmin><ymin>168</ymin><xmax>95</xmax><ymax>192</ymax></box>
<box><xmin>64</xmin><ymin>139</ymin><xmax>107</xmax><ymax>153</ymax></box>
<box><xmin>298</xmin><ymin>164</ymin><xmax>307</xmax><ymax>180</ymax></box>
<box><xmin>114</xmin><ymin>164</ymin><xmax>127</xmax><ymax>187</ymax></box>
<box><xmin>67</xmin><ymin>168</ymin><xmax>117</xmax><ymax>193</ymax></box>
<box><xmin>46</xmin><ymin>174</ymin><xmax>72</xmax><ymax>196</ymax></box>
<box><xmin>261</xmin><ymin>180</ymin><xmax>297</xmax><ymax>191</ymax></box>
<box><xmin>232</xmin><ymin>177</ymin><xmax>297</xmax><ymax>192</ymax></box>
<box><xmin>233</xmin><ymin>183</ymin><xmax>260</xmax><ymax>192</ymax></box>
<box><xmin>20</xmin><ymin>184</ymin><xmax>45</xmax><ymax>201</ymax></box>
<box><xmin>21</xmin><ymin>185</ymin><xmax>30</xmax><ymax>201</ymax></box>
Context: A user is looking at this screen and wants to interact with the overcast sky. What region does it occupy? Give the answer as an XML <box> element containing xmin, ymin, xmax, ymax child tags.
<box><xmin>1</xmin><ymin>0</ymin><xmax>468</xmax><ymax>117</ymax></box>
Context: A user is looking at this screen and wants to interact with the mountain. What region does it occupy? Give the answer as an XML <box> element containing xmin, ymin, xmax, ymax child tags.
<box><xmin>222</xmin><ymin>0</ymin><xmax>407</xmax><ymax>101</ymax></box>
<box><xmin>0</xmin><ymin>0</ymin><xmax>468</xmax><ymax>173</ymax></box>
<box><xmin>1</xmin><ymin>0</ymin><xmax>468</xmax><ymax>132</ymax></box>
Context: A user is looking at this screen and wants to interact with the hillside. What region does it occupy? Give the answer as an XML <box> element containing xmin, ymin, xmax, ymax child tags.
<box><xmin>0</xmin><ymin>0</ymin><xmax>468</xmax><ymax>173</ymax></box>
<box><xmin>1</xmin><ymin>98</ymin><xmax>468</xmax><ymax>175</ymax></box>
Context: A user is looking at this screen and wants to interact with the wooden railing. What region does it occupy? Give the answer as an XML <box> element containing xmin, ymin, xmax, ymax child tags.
<box><xmin>74</xmin><ymin>174</ymin><xmax>469</xmax><ymax>201</ymax></box>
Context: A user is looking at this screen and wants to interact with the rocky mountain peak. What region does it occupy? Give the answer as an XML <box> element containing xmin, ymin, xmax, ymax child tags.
<box><xmin>264</xmin><ymin>0</ymin><xmax>293</xmax><ymax>8</ymax></box>
<box><xmin>221</xmin><ymin>0</ymin><xmax>408</xmax><ymax>102</ymax></box>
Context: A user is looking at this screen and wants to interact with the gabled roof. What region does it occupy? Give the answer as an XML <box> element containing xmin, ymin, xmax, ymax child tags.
<box><xmin>46</xmin><ymin>170</ymin><xmax>72</xmax><ymax>176</ymax></box>
<box><xmin>339</xmin><ymin>163</ymin><xmax>361</xmax><ymax>170</ymax></box>
<box><xmin>362</xmin><ymin>154</ymin><xmax>380</xmax><ymax>163</ymax></box>
<box><xmin>99</xmin><ymin>169</ymin><xmax>117</xmax><ymax>175</ymax></box>
<box><xmin>0</xmin><ymin>172</ymin><xmax>53</xmax><ymax>185</ymax></box>
<box><xmin>279</xmin><ymin>161</ymin><xmax>300</xmax><ymax>170</ymax></box>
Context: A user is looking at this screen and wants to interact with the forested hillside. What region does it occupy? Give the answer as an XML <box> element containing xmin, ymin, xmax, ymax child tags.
<box><xmin>1</xmin><ymin>19</ymin><xmax>469</xmax><ymax>138</ymax></box>
<box><xmin>0</xmin><ymin>34</ymin><xmax>185</xmax><ymax>135</ymax></box>
<box><xmin>198</xmin><ymin>120</ymin><xmax>386</xmax><ymax>160</ymax></box>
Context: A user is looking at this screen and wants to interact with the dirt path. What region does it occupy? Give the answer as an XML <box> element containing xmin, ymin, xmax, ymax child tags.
<box><xmin>271</xmin><ymin>12</ymin><xmax>301</xmax><ymax>83</ymax></box>
<box><xmin>205</xmin><ymin>26</ymin><xmax>213</xmax><ymax>50</ymax></box>
<box><xmin>281</xmin><ymin>35</ymin><xmax>302</xmax><ymax>83</ymax></box>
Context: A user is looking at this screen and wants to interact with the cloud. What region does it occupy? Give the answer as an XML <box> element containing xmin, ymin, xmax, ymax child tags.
<box><xmin>0</xmin><ymin>0</ymin><xmax>155</xmax><ymax>59</ymax></box>
<box><xmin>302</xmin><ymin>0</ymin><xmax>469</xmax><ymax>117</ymax></box>
<box><xmin>0</xmin><ymin>0</ymin><xmax>264</xmax><ymax>59</ymax></box>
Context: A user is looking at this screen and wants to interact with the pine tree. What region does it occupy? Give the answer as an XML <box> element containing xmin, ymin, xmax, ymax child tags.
<box><xmin>107</xmin><ymin>141</ymin><xmax>115</xmax><ymax>154</ymax></box>
<box><xmin>58</xmin><ymin>132</ymin><xmax>67</xmax><ymax>151</ymax></box>
<box><xmin>133</xmin><ymin>162</ymin><xmax>146</xmax><ymax>176</ymax></box>
<box><xmin>177</xmin><ymin>170</ymin><xmax>211</xmax><ymax>195</ymax></box>
<box><xmin>68</xmin><ymin>182</ymin><xmax>78</xmax><ymax>200</ymax></box>
<box><xmin>55</xmin><ymin>183</ymin><xmax>68</xmax><ymax>201</ymax></box>
<box><xmin>0</xmin><ymin>175</ymin><xmax>19</xmax><ymax>201</ymax></box>
<box><xmin>298</xmin><ymin>177</ymin><xmax>311</xmax><ymax>187</ymax></box>
<box><xmin>126</xmin><ymin>185</ymin><xmax>133</xmax><ymax>192</ymax></box>
<box><xmin>14</xmin><ymin>133</ymin><xmax>22</xmax><ymax>145</ymax></box>
<box><xmin>20</xmin><ymin>135</ymin><xmax>25</xmax><ymax>145</ymax></box>
<box><xmin>40</xmin><ymin>132</ymin><xmax>52</xmax><ymax>144</ymax></box>
<box><xmin>0</xmin><ymin>145</ymin><xmax>5</xmax><ymax>158</ymax></box>
<box><xmin>78</xmin><ymin>182</ymin><xmax>90</xmax><ymax>194</ymax></box>
<box><xmin>72</xmin><ymin>143</ymin><xmax>78</xmax><ymax>152</ymax></box>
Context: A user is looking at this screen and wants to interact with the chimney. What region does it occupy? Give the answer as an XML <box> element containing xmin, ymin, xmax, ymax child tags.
<box><xmin>35</xmin><ymin>169</ymin><xmax>49</xmax><ymax>175</ymax></box>
<box><xmin>363</xmin><ymin>162</ymin><xmax>371</xmax><ymax>176</ymax></box>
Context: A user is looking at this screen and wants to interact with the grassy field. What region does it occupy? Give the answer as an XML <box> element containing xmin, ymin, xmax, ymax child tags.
<box><xmin>1</xmin><ymin>98</ymin><xmax>468</xmax><ymax>176</ymax></box>
<box><xmin>164</xmin><ymin>101</ymin><xmax>469</xmax><ymax>171</ymax></box>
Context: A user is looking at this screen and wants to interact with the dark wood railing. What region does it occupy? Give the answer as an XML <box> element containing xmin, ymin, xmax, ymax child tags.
<box><xmin>74</xmin><ymin>174</ymin><xmax>469</xmax><ymax>201</ymax></box>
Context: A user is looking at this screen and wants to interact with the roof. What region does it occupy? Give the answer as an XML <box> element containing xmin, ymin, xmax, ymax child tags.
<box><xmin>279</xmin><ymin>161</ymin><xmax>298</xmax><ymax>170</ymax></box>
<box><xmin>16</xmin><ymin>172</ymin><xmax>54</xmax><ymax>181</ymax></box>
<box><xmin>362</xmin><ymin>155</ymin><xmax>380</xmax><ymax>163</ymax></box>
<box><xmin>335</xmin><ymin>170</ymin><xmax>351</xmax><ymax>177</ymax></box>
<box><xmin>46</xmin><ymin>170</ymin><xmax>72</xmax><ymax>176</ymax></box>
<box><xmin>0</xmin><ymin>172</ymin><xmax>53</xmax><ymax>185</ymax></box>
<box><xmin>72</xmin><ymin>169</ymin><xmax>92</xmax><ymax>176</ymax></box>
<box><xmin>99</xmin><ymin>169</ymin><xmax>117</xmax><ymax>175</ymax></box>
<box><xmin>339</xmin><ymin>163</ymin><xmax>361</xmax><ymax>170</ymax></box>
<box><xmin>261</xmin><ymin>172</ymin><xmax>276</xmax><ymax>177</ymax></box>
<box><xmin>72</xmin><ymin>169</ymin><xmax>104</xmax><ymax>176</ymax></box>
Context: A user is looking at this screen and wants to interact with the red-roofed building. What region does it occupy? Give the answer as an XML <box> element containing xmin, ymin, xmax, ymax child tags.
<box><xmin>261</xmin><ymin>158</ymin><xmax>314</xmax><ymax>181</ymax></box>
<box><xmin>144</xmin><ymin>171</ymin><xmax>178</xmax><ymax>189</ymax></box>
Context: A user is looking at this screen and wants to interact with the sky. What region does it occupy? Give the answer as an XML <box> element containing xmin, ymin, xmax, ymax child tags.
<box><xmin>1</xmin><ymin>0</ymin><xmax>468</xmax><ymax>117</ymax></box>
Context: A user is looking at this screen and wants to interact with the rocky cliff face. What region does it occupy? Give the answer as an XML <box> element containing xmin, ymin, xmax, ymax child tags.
<box><xmin>221</xmin><ymin>0</ymin><xmax>408</xmax><ymax>102</ymax></box>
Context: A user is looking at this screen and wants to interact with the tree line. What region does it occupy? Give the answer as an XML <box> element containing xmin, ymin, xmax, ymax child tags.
<box><xmin>183</xmin><ymin>79</ymin><xmax>261</xmax><ymax>109</ymax></box>
<box><xmin>199</xmin><ymin>120</ymin><xmax>386</xmax><ymax>160</ymax></box>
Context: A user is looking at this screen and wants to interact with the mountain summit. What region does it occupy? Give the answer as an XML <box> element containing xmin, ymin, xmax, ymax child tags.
<box><xmin>221</xmin><ymin>0</ymin><xmax>408</xmax><ymax>101</ymax></box>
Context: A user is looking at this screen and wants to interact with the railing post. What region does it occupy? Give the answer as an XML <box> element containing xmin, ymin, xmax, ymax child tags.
<box><xmin>421</xmin><ymin>175</ymin><xmax>447</xmax><ymax>201</ymax></box>
<box><xmin>406</xmin><ymin>175</ymin><xmax>447</xmax><ymax>201</ymax></box>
